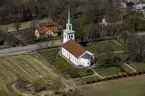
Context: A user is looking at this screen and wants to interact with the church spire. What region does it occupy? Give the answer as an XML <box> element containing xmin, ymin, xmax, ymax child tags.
<box><xmin>66</xmin><ymin>6</ymin><xmax>72</xmax><ymax>30</ymax></box>
<box><xmin>63</xmin><ymin>6</ymin><xmax>75</xmax><ymax>43</ymax></box>
<box><xmin>67</xmin><ymin>7</ymin><xmax>71</xmax><ymax>24</ymax></box>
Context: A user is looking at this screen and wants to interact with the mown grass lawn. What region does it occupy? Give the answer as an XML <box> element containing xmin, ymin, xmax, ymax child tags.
<box><xmin>82</xmin><ymin>75</ymin><xmax>145</xmax><ymax>96</ymax></box>
<box><xmin>94</xmin><ymin>67</ymin><xmax>121</xmax><ymax>76</ymax></box>
<box><xmin>122</xmin><ymin>64</ymin><xmax>133</xmax><ymax>73</ymax></box>
<box><xmin>94</xmin><ymin>64</ymin><xmax>133</xmax><ymax>77</ymax></box>
<box><xmin>94</xmin><ymin>53</ymin><xmax>132</xmax><ymax>76</ymax></box>
<box><xmin>130</xmin><ymin>62</ymin><xmax>145</xmax><ymax>71</ymax></box>
<box><xmin>0</xmin><ymin>53</ymin><xmax>63</xmax><ymax>96</ymax></box>
<box><xmin>38</xmin><ymin>48</ymin><xmax>93</xmax><ymax>78</ymax></box>
<box><xmin>98</xmin><ymin>53</ymin><xmax>130</xmax><ymax>65</ymax></box>
<box><xmin>86</xmin><ymin>40</ymin><xmax>123</xmax><ymax>55</ymax></box>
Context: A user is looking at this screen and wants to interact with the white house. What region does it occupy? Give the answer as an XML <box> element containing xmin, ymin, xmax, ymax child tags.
<box><xmin>61</xmin><ymin>8</ymin><xmax>95</xmax><ymax>67</ymax></box>
<box><xmin>133</xmin><ymin>3</ymin><xmax>145</xmax><ymax>12</ymax></box>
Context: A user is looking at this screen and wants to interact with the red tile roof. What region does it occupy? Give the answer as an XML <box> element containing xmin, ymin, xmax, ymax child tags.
<box><xmin>62</xmin><ymin>40</ymin><xmax>86</xmax><ymax>57</ymax></box>
<box><xmin>37</xmin><ymin>25</ymin><xmax>58</xmax><ymax>34</ymax></box>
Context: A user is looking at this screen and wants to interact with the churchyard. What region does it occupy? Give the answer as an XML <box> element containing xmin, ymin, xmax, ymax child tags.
<box><xmin>0</xmin><ymin>53</ymin><xmax>64</xmax><ymax>96</ymax></box>
<box><xmin>130</xmin><ymin>62</ymin><xmax>145</xmax><ymax>71</ymax></box>
<box><xmin>37</xmin><ymin>40</ymin><xmax>130</xmax><ymax>78</ymax></box>
<box><xmin>38</xmin><ymin>48</ymin><xmax>94</xmax><ymax>78</ymax></box>
<box><xmin>86</xmin><ymin>40</ymin><xmax>124</xmax><ymax>55</ymax></box>
<box><xmin>37</xmin><ymin>39</ymin><xmax>145</xmax><ymax>82</ymax></box>
<box><xmin>86</xmin><ymin>40</ymin><xmax>133</xmax><ymax>76</ymax></box>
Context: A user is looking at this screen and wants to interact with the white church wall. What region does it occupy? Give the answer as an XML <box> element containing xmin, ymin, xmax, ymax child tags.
<box><xmin>69</xmin><ymin>54</ymin><xmax>78</xmax><ymax>65</ymax></box>
<box><xmin>62</xmin><ymin>47</ymin><xmax>93</xmax><ymax>67</ymax></box>
<box><xmin>62</xmin><ymin>48</ymin><xmax>79</xmax><ymax>66</ymax></box>
<box><xmin>62</xmin><ymin>48</ymin><xmax>65</xmax><ymax>56</ymax></box>
<box><xmin>79</xmin><ymin>58</ymin><xmax>91</xmax><ymax>67</ymax></box>
<box><xmin>63</xmin><ymin>32</ymin><xmax>68</xmax><ymax>43</ymax></box>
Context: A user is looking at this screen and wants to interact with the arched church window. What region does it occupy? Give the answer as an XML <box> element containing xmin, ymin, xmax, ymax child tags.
<box><xmin>68</xmin><ymin>25</ymin><xmax>71</xmax><ymax>30</ymax></box>
<box><xmin>69</xmin><ymin>35</ymin><xmax>71</xmax><ymax>39</ymax></box>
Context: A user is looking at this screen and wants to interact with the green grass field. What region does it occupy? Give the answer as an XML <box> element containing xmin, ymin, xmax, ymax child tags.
<box><xmin>130</xmin><ymin>62</ymin><xmax>145</xmax><ymax>71</ymax></box>
<box><xmin>82</xmin><ymin>75</ymin><xmax>145</xmax><ymax>96</ymax></box>
<box><xmin>94</xmin><ymin>65</ymin><xmax>133</xmax><ymax>77</ymax></box>
<box><xmin>94</xmin><ymin>63</ymin><xmax>133</xmax><ymax>77</ymax></box>
<box><xmin>98</xmin><ymin>53</ymin><xmax>129</xmax><ymax>65</ymax></box>
<box><xmin>38</xmin><ymin>48</ymin><xmax>93</xmax><ymax>78</ymax></box>
<box><xmin>122</xmin><ymin>64</ymin><xmax>133</xmax><ymax>73</ymax></box>
<box><xmin>86</xmin><ymin>40</ymin><xmax>123</xmax><ymax>55</ymax></box>
<box><xmin>94</xmin><ymin>67</ymin><xmax>121</xmax><ymax>76</ymax></box>
<box><xmin>93</xmin><ymin>53</ymin><xmax>132</xmax><ymax>76</ymax></box>
<box><xmin>0</xmin><ymin>53</ymin><xmax>63</xmax><ymax>96</ymax></box>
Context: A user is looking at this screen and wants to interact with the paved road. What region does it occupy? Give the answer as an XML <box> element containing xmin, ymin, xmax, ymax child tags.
<box><xmin>137</xmin><ymin>32</ymin><xmax>145</xmax><ymax>36</ymax></box>
<box><xmin>0</xmin><ymin>39</ymin><xmax>62</xmax><ymax>56</ymax></box>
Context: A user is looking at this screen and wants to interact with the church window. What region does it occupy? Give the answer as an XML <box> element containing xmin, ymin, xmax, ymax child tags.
<box><xmin>68</xmin><ymin>25</ymin><xmax>71</xmax><ymax>30</ymax></box>
<box><xmin>71</xmin><ymin>34</ymin><xmax>73</xmax><ymax>38</ymax></box>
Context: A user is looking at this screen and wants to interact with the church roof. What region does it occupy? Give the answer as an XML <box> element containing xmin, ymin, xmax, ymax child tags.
<box><xmin>62</xmin><ymin>40</ymin><xmax>86</xmax><ymax>57</ymax></box>
<box><xmin>63</xmin><ymin>29</ymin><xmax>75</xmax><ymax>34</ymax></box>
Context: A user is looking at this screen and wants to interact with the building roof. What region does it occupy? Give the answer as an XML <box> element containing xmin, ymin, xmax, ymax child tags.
<box><xmin>126</xmin><ymin>2</ymin><xmax>136</xmax><ymax>6</ymax></box>
<box><xmin>62</xmin><ymin>40</ymin><xmax>86</xmax><ymax>57</ymax></box>
<box><xmin>37</xmin><ymin>25</ymin><xmax>58</xmax><ymax>34</ymax></box>
<box><xmin>63</xmin><ymin>29</ymin><xmax>75</xmax><ymax>34</ymax></box>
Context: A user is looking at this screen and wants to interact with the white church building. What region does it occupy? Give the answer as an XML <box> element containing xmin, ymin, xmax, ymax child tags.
<box><xmin>61</xmin><ymin>9</ymin><xmax>95</xmax><ymax>67</ymax></box>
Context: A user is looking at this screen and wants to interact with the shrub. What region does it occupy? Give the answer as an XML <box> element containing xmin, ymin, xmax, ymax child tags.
<box><xmin>96</xmin><ymin>79</ymin><xmax>101</xmax><ymax>82</ymax></box>
<box><xmin>138</xmin><ymin>71</ymin><xmax>142</xmax><ymax>75</ymax></box>
<box><xmin>91</xmin><ymin>80</ymin><xmax>96</xmax><ymax>83</ymax></box>
<box><xmin>113</xmin><ymin>75</ymin><xmax>119</xmax><ymax>79</ymax></box>
<box><xmin>86</xmin><ymin>81</ymin><xmax>91</xmax><ymax>84</ymax></box>
<box><xmin>142</xmin><ymin>71</ymin><xmax>145</xmax><ymax>74</ymax></box>
<box><xmin>131</xmin><ymin>72</ymin><xmax>137</xmax><ymax>76</ymax></box>
<box><xmin>122</xmin><ymin>73</ymin><xmax>127</xmax><ymax>77</ymax></box>
<box><xmin>32</xmin><ymin>80</ymin><xmax>47</xmax><ymax>92</ymax></box>
<box><xmin>106</xmin><ymin>76</ymin><xmax>113</xmax><ymax>80</ymax></box>
<box><xmin>102</xmin><ymin>55</ymin><xmax>123</xmax><ymax>68</ymax></box>
<box><xmin>54</xmin><ymin>91</ymin><xmax>60</xmax><ymax>95</ymax></box>
<box><xmin>0</xmin><ymin>40</ymin><xmax>4</xmax><ymax>45</ymax></box>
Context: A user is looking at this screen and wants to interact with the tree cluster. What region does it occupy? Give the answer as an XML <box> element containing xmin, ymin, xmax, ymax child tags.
<box><xmin>0</xmin><ymin>0</ymin><xmax>69</xmax><ymax>24</ymax></box>
<box><xmin>0</xmin><ymin>29</ymin><xmax>21</xmax><ymax>47</ymax></box>
<box><xmin>121</xmin><ymin>31</ymin><xmax>145</xmax><ymax>62</ymax></box>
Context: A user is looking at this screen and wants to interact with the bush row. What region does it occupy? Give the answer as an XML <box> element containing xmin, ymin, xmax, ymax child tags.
<box><xmin>83</xmin><ymin>71</ymin><xmax>145</xmax><ymax>84</ymax></box>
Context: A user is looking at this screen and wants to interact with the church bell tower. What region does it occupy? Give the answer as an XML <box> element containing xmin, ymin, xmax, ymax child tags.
<box><xmin>63</xmin><ymin>8</ymin><xmax>75</xmax><ymax>43</ymax></box>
